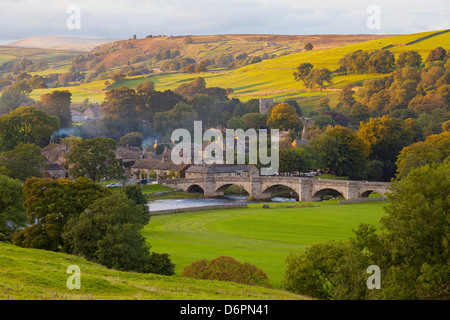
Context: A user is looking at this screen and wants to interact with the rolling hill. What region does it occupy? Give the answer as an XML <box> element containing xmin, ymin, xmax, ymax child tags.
<box><xmin>14</xmin><ymin>29</ymin><xmax>450</xmax><ymax>106</ymax></box>
<box><xmin>5</xmin><ymin>36</ymin><xmax>122</xmax><ymax>52</ymax></box>
<box><xmin>0</xmin><ymin>243</ymin><xmax>306</xmax><ymax>300</ymax></box>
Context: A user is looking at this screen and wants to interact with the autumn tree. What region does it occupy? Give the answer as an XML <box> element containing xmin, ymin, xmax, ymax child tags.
<box><xmin>37</xmin><ymin>90</ymin><xmax>72</xmax><ymax>128</ymax></box>
<box><xmin>174</xmin><ymin>77</ymin><xmax>207</xmax><ymax>99</ymax></box>
<box><xmin>426</xmin><ymin>46</ymin><xmax>447</xmax><ymax>63</ymax></box>
<box><xmin>407</xmin><ymin>93</ymin><xmax>447</xmax><ymax>114</ymax></box>
<box><xmin>181</xmin><ymin>256</ymin><xmax>271</xmax><ymax>288</ymax></box>
<box><xmin>395</xmin><ymin>131</ymin><xmax>450</xmax><ymax>180</ymax></box>
<box><xmin>266</xmin><ymin>103</ymin><xmax>303</xmax><ymax>131</ymax></box>
<box><xmin>357</xmin><ymin>116</ymin><xmax>414</xmax><ymax>179</ymax></box>
<box><xmin>337</xmin><ymin>84</ymin><xmax>356</xmax><ymax>111</ymax></box>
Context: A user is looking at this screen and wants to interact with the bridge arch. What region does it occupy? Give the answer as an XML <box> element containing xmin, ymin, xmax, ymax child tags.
<box><xmin>312</xmin><ymin>187</ymin><xmax>346</xmax><ymax>201</ymax></box>
<box><xmin>261</xmin><ymin>184</ymin><xmax>299</xmax><ymax>200</ymax></box>
<box><xmin>214</xmin><ymin>183</ymin><xmax>251</xmax><ymax>196</ymax></box>
<box><xmin>359</xmin><ymin>189</ymin><xmax>385</xmax><ymax>198</ymax></box>
<box><xmin>186</xmin><ymin>184</ymin><xmax>205</xmax><ymax>194</ymax></box>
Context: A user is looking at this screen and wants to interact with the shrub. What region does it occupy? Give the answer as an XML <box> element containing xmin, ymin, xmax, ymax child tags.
<box><xmin>181</xmin><ymin>256</ymin><xmax>272</xmax><ymax>288</ymax></box>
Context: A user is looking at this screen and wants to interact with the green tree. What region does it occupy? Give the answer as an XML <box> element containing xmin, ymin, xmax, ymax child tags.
<box><xmin>293</xmin><ymin>62</ymin><xmax>313</xmax><ymax>84</ymax></box>
<box><xmin>311</xmin><ymin>125</ymin><xmax>369</xmax><ymax>179</ymax></box>
<box><xmin>345</xmin><ymin>102</ymin><xmax>371</xmax><ymax>126</ymax></box>
<box><xmin>0</xmin><ymin>106</ymin><xmax>60</xmax><ymax>151</ymax></box>
<box><xmin>62</xmin><ymin>192</ymin><xmax>174</xmax><ymax>275</ymax></box>
<box><xmin>67</xmin><ymin>137</ymin><xmax>125</xmax><ymax>183</ymax></box>
<box><xmin>226</xmin><ymin>117</ymin><xmax>248</xmax><ymax>130</ymax></box>
<box><xmin>153</xmin><ymin>102</ymin><xmax>198</xmax><ymax>137</ymax></box>
<box><xmin>103</xmin><ymin>86</ymin><xmax>139</xmax><ymax>133</ymax></box>
<box><xmin>304</xmin><ymin>68</ymin><xmax>333</xmax><ymax>90</ymax></box>
<box><xmin>0</xmin><ymin>81</ymin><xmax>34</xmax><ymax>113</ymax></box>
<box><xmin>355</xmin><ymin>161</ymin><xmax>450</xmax><ymax>299</ymax></box>
<box><xmin>338</xmin><ymin>50</ymin><xmax>369</xmax><ymax>74</ymax></box>
<box><xmin>0</xmin><ymin>143</ymin><xmax>46</xmax><ymax>181</ymax></box>
<box><xmin>241</xmin><ymin>113</ymin><xmax>267</xmax><ymax>129</ymax></box>
<box><xmin>283</xmin><ymin>161</ymin><xmax>450</xmax><ymax>300</ymax></box>
<box><xmin>304</xmin><ymin>43</ymin><xmax>313</xmax><ymax>51</ymax></box>
<box><xmin>12</xmin><ymin>177</ymin><xmax>109</xmax><ymax>251</ymax></box>
<box><xmin>366</xmin><ymin>50</ymin><xmax>395</xmax><ymax>73</ymax></box>
<box><xmin>279</xmin><ymin>147</ymin><xmax>316</xmax><ymax>173</ymax></box>
<box><xmin>0</xmin><ymin>175</ymin><xmax>27</xmax><ymax>242</ymax></box>
<box><xmin>118</xmin><ymin>132</ymin><xmax>144</xmax><ymax>147</ymax></box>
<box><xmin>396</xmin><ymin>50</ymin><xmax>422</xmax><ymax>68</ymax></box>
<box><xmin>122</xmin><ymin>183</ymin><xmax>150</xmax><ymax>225</ymax></box>
<box><xmin>283</xmin><ymin>240</ymin><xmax>370</xmax><ymax>300</ymax></box>
<box><xmin>283</xmin><ymin>99</ymin><xmax>302</xmax><ymax>117</ymax></box>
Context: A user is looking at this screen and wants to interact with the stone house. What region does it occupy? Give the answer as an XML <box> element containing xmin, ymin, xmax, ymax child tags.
<box><xmin>42</xmin><ymin>162</ymin><xmax>68</xmax><ymax>179</ymax></box>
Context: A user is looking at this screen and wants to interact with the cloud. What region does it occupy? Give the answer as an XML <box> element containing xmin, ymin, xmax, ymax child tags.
<box><xmin>0</xmin><ymin>0</ymin><xmax>448</xmax><ymax>40</ymax></box>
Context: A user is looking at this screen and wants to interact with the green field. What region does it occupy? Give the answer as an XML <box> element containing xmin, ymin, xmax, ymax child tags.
<box><xmin>0</xmin><ymin>243</ymin><xmax>305</xmax><ymax>300</ymax></box>
<box><xmin>142</xmin><ymin>200</ymin><xmax>387</xmax><ymax>288</ymax></box>
<box><xmin>0</xmin><ymin>199</ymin><xmax>387</xmax><ymax>299</ymax></box>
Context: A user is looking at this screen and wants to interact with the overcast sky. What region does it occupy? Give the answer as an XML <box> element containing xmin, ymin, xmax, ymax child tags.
<box><xmin>0</xmin><ymin>0</ymin><xmax>449</xmax><ymax>42</ymax></box>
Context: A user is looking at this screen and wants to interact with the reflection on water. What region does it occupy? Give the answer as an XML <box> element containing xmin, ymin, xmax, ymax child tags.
<box><xmin>147</xmin><ymin>195</ymin><xmax>296</xmax><ymax>211</ymax></box>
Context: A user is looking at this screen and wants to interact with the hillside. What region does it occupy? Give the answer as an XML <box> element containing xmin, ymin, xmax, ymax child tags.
<box><xmin>90</xmin><ymin>34</ymin><xmax>393</xmax><ymax>68</ymax></box>
<box><xmin>6</xmin><ymin>36</ymin><xmax>122</xmax><ymax>52</ymax></box>
<box><xmin>0</xmin><ymin>243</ymin><xmax>306</xmax><ymax>300</ymax></box>
<box><xmin>18</xmin><ymin>29</ymin><xmax>450</xmax><ymax>106</ymax></box>
<box><xmin>102</xmin><ymin>29</ymin><xmax>450</xmax><ymax>107</ymax></box>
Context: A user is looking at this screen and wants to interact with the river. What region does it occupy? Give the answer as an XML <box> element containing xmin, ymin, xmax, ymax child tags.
<box><xmin>147</xmin><ymin>195</ymin><xmax>296</xmax><ymax>212</ymax></box>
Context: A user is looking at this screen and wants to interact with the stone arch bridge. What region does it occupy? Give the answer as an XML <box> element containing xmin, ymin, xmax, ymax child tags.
<box><xmin>163</xmin><ymin>176</ymin><xmax>391</xmax><ymax>202</ymax></box>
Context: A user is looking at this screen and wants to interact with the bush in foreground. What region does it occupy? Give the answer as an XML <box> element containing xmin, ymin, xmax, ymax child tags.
<box><xmin>181</xmin><ymin>256</ymin><xmax>272</xmax><ymax>288</ymax></box>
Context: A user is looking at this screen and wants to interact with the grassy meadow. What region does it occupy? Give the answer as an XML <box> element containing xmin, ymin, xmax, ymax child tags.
<box><xmin>142</xmin><ymin>200</ymin><xmax>387</xmax><ymax>288</ymax></box>
<box><xmin>0</xmin><ymin>243</ymin><xmax>306</xmax><ymax>300</ymax></box>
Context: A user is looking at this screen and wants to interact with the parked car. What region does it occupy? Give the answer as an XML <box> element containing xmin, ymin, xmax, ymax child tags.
<box><xmin>106</xmin><ymin>182</ymin><xmax>123</xmax><ymax>188</ymax></box>
<box><xmin>137</xmin><ymin>179</ymin><xmax>149</xmax><ymax>185</ymax></box>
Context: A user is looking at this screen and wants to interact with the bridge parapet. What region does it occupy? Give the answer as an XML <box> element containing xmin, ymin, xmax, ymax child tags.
<box><xmin>159</xmin><ymin>176</ymin><xmax>392</xmax><ymax>202</ymax></box>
